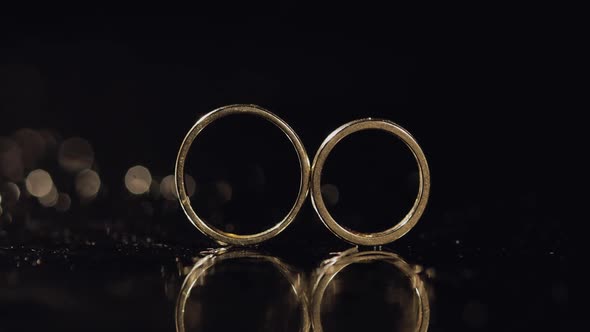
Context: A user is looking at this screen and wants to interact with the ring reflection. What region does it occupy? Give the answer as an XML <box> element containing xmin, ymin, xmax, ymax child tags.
<box><xmin>311</xmin><ymin>248</ymin><xmax>430</xmax><ymax>332</ymax></box>
<box><xmin>175</xmin><ymin>248</ymin><xmax>310</xmax><ymax>332</ymax></box>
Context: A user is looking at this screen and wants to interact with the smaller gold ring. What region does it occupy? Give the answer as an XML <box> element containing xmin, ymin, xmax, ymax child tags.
<box><xmin>310</xmin><ymin>119</ymin><xmax>430</xmax><ymax>246</ymax></box>
<box><xmin>175</xmin><ymin>104</ymin><xmax>310</xmax><ymax>246</ymax></box>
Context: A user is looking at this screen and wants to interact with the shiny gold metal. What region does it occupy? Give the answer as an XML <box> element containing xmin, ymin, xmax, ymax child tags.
<box><xmin>175</xmin><ymin>104</ymin><xmax>310</xmax><ymax>246</ymax></box>
<box><xmin>311</xmin><ymin>119</ymin><xmax>430</xmax><ymax>246</ymax></box>
<box><xmin>175</xmin><ymin>248</ymin><xmax>310</xmax><ymax>332</ymax></box>
<box><xmin>310</xmin><ymin>247</ymin><xmax>430</xmax><ymax>332</ymax></box>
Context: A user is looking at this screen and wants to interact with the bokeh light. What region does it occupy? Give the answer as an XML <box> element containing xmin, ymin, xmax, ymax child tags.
<box><xmin>75</xmin><ymin>169</ymin><xmax>101</xmax><ymax>199</ymax></box>
<box><xmin>321</xmin><ymin>183</ymin><xmax>340</xmax><ymax>206</ymax></box>
<box><xmin>58</xmin><ymin>137</ymin><xmax>94</xmax><ymax>172</ymax></box>
<box><xmin>125</xmin><ymin>165</ymin><xmax>152</xmax><ymax>195</ymax></box>
<box><xmin>38</xmin><ymin>185</ymin><xmax>59</xmax><ymax>207</ymax></box>
<box><xmin>55</xmin><ymin>193</ymin><xmax>71</xmax><ymax>212</ymax></box>
<box><xmin>0</xmin><ymin>137</ymin><xmax>25</xmax><ymax>181</ymax></box>
<box><xmin>160</xmin><ymin>175</ymin><xmax>175</xmax><ymax>200</ymax></box>
<box><xmin>185</xmin><ymin>174</ymin><xmax>196</xmax><ymax>197</ymax></box>
<box><xmin>25</xmin><ymin>169</ymin><xmax>54</xmax><ymax>198</ymax></box>
<box><xmin>160</xmin><ymin>174</ymin><xmax>196</xmax><ymax>200</ymax></box>
<box><xmin>13</xmin><ymin>128</ymin><xmax>46</xmax><ymax>168</ymax></box>
<box><xmin>38</xmin><ymin>129</ymin><xmax>59</xmax><ymax>151</ymax></box>
<box><xmin>0</xmin><ymin>182</ymin><xmax>21</xmax><ymax>206</ymax></box>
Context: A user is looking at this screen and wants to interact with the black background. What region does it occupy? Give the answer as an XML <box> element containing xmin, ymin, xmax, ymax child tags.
<box><xmin>1</xmin><ymin>9</ymin><xmax>569</xmax><ymax>331</ymax></box>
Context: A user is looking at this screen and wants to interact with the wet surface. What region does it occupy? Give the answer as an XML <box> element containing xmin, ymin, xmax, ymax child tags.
<box><xmin>0</xmin><ymin>230</ymin><xmax>568</xmax><ymax>331</ymax></box>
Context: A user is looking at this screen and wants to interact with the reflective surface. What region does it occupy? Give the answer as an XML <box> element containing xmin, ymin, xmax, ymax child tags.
<box><xmin>0</xmin><ymin>229</ymin><xmax>569</xmax><ymax>331</ymax></box>
<box><xmin>1</xmin><ymin>244</ymin><xmax>433</xmax><ymax>331</ymax></box>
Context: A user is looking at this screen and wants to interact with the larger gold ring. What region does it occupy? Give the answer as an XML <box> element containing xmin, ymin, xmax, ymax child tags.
<box><xmin>311</xmin><ymin>119</ymin><xmax>430</xmax><ymax>246</ymax></box>
<box><xmin>175</xmin><ymin>104</ymin><xmax>310</xmax><ymax>246</ymax></box>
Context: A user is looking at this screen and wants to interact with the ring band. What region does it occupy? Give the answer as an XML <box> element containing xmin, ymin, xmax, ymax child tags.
<box><xmin>175</xmin><ymin>104</ymin><xmax>310</xmax><ymax>246</ymax></box>
<box><xmin>310</xmin><ymin>119</ymin><xmax>430</xmax><ymax>246</ymax></box>
<box><xmin>310</xmin><ymin>248</ymin><xmax>430</xmax><ymax>332</ymax></box>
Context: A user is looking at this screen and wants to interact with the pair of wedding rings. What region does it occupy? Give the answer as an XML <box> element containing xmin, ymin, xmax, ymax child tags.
<box><xmin>175</xmin><ymin>104</ymin><xmax>430</xmax><ymax>246</ymax></box>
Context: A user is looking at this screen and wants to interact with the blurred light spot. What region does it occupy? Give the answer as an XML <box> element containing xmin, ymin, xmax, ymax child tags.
<box><xmin>0</xmin><ymin>137</ymin><xmax>24</xmax><ymax>181</ymax></box>
<box><xmin>76</xmin><ymin>169</ymin><xmax>101</xmax><ymax>199</ymax></box>
<box><xmin>25</xmin><ymin>169</ymin><xmax>53</xmax><ymax>197</ymax></box>
<box><xmin>13</xmin><ymin>128</ymin><xmax>46</xmax><ymax>168</ymax></box>
<box><xmin>38</xmin><ymin>130</ymin><xmax>59</xmax><ymax>151</ymax></box>
<box><xmin>58</xmin><ymin>137</ymin><xmax>94</xmax><ymax>172</ymax></box>
<box><xmin>185</xmin><ymin>174</ymin><xmax>196</xmax><ymax>197</ymax></box>
<box><xmin>160</xmin><ymin>175</ymin><xmax>176</xmax><ymax>200</ymax></box>
<box><xmin>0</xmin><ymin>182</ymin><xmax>21</xmax><ymax>206</ymax></box>
<box><xmin>321</xmin><ymin>183</ymin><xmax>340</xmax><ymax>206</ymax></box>
<box><xmin>160</xmin><ymin>174</ymin><xmax>196</xmax><ymax>200</ymax></box>
<box><xmin>215</xmin><ymin>181</ymin><xmax>232</xmax><ymax>202</ymax></box>
<box><xmin>462</xmin><ymin>300</ymin><xmax>488</xmax><ymax>328</ymax></box>
<box><xmin>55</xmin><ymin>193</ymin><xmax>71</xmax><ymax>212</ymax></box>
<box><xmin>38</xmin><ymin>185</ymin><xmax>58</xmax><ymax>207</ymax></box>
<box><xmin>425</xmin><ymin>267</ymin><xmax>436</xmax><ymax>279</ymax></box>
<box><xmin>125</xmin><ymin>165</ymin><xmax>152</xmax><ymax>195</ymax></box>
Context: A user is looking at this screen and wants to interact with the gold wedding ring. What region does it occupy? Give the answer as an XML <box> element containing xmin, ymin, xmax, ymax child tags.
<box><xmin>175</xmin><ymin>104</ymin><xmax>310</xmax><ymax>246</ymax></box>
<box><xmin>311</xmin><ymin>119</ymin><xmax>430</xmax><ymax>246</ymax></box>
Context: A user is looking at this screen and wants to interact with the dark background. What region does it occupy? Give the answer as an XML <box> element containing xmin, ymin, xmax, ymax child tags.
<box><xmin>1</xmin><ymin>10</ymin><xmax>569</xmax><ymax>331</ymax></box>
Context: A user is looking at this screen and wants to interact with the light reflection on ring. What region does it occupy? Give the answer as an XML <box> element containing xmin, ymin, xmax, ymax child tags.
<box><xmin>175</xmin><ymin>248</ymin><xmax>310</xmax><ymax>332</ymax></box>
